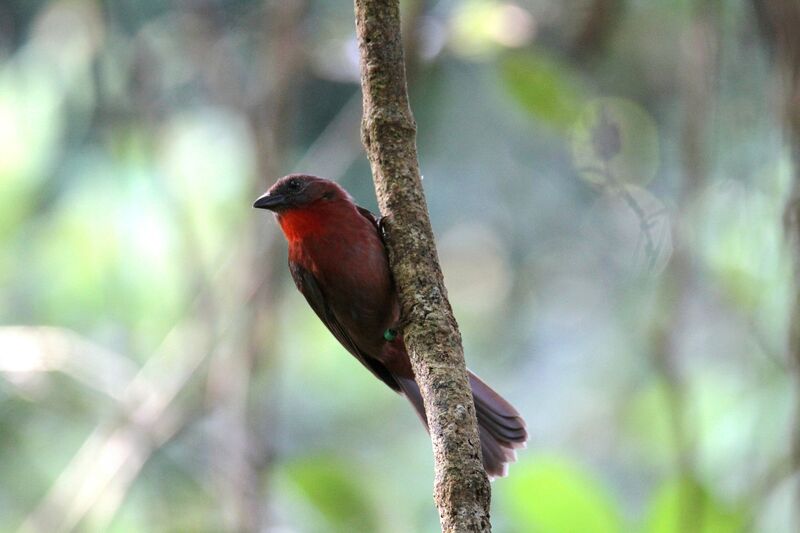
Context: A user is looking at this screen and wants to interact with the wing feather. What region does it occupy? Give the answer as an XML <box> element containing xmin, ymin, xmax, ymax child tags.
<box><xmin>289</xmin><ymin>261</ymin><xmax>400</xmax><ymax>391</ymax></box>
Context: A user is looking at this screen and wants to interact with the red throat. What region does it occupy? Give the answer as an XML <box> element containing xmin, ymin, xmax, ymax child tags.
<box><xmin>278</xmin><ymin>206</ymin><xmax>330</xmax><ymax>242</ymax></box>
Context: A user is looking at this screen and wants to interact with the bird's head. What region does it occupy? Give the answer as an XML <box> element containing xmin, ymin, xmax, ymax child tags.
<box><xmin>253</xmin><ymin>174</ymin><xmax>350</xmax><ymax>213</ymax></box>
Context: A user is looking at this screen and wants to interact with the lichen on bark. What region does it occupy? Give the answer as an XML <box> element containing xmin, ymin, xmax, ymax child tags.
<box><xmin>353</xmin><ymin>0</ymin><xmax>493</xmax><ymax>531</ymax></box>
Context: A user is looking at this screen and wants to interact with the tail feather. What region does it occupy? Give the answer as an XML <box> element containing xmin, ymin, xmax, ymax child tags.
<box><xmin>396</xmin><ymin>371</ymin><xmax>527</xmax><ymax>479</ymax></box>
<box><xmin>470</xmin><ymin>371</ymin><xmax>527</xmax><ymax>478</ymax></box>
<box><xmin>474</xmin><ymin>399</ymin><xmax>528</xmax><ymax>443</ymax></box>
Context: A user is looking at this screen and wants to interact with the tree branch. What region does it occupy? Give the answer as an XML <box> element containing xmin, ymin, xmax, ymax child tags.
<box><xmin>353</xmin><ymin>1</ymin><xmax>492</xmax><ymax>531</ymax></box>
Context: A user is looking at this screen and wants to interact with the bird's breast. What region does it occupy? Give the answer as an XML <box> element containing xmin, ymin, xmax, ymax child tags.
<box><xmin>294</xmin><ymin>225</ymin><xmax>388</xmax><ymax>293</ymax></box>
<box><xmin>291</xmin><ymin>216</ymin><xmax>397</xmax><ymax>342</ymax></box>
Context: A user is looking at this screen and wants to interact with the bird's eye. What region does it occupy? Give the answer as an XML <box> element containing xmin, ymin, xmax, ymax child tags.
<box><xmin>287</xmin><ymin>179</ymin><xmax>301</xmax><ymax>192</ymax></box>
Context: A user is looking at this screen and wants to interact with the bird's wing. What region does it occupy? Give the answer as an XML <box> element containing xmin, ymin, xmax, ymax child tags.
<box><xmin>289</xmin><ymin>261</ymin><xmax>401</xmax><ymax>392</ymax></box>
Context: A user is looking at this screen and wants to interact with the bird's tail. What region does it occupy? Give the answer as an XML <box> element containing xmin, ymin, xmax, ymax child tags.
<box><xmin>468</xmin><ymin>372</ymin><xmax>527</xmax><ymax>478</ymax></box>
<box><xmin>396</xmin><ymin>371</ymin><xmax>527</xmax><ymax>479</ymax></box>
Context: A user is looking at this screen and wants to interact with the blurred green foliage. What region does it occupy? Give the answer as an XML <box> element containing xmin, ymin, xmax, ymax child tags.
<box><xmin>644</xmin><ymin>478</ymin><xmax>744</xmax><ymax>533</ymax></box>
<box><xmin>502</xmin><ymin>457</ymin><xmax>624</xmax><ymax>533</ymax></box>
<box><xmin>0</xmin><ymin>0</ymin><xmax>796</xmax><ymax>532</ymax></box>
<box><xmin>279</xmin><ymin>457</ymin><xmax>379</xmax><ymax>533</ymax></box>
<box><xmin>501</xmin><ymin>53</ymin><xmax>584</xmax><ymax>131</ymax></box>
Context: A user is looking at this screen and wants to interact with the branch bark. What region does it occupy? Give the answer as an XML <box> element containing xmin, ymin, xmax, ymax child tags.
<box><xmin>353</xmin><ymin>1</ymin><xmax>492</xmax><ymax>531</ymax></box>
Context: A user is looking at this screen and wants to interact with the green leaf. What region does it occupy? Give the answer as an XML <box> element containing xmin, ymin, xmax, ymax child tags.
<box><xmin>282</xmin><ymin>456</ymin><xmax>379</xmax><ymax>533</ymax></box>
<box><xmin>502</xmin><ymin>456</ymin><xmax>624</xmax><ymax>533</ymax></box>
<box><xmin>571</xmin><ymin>98</ymin><xmax>661</xmax><ymax>187</ymax></box>
<box><xmin>622</xmin><ymin>382</ymin><xmax>674</xmax><ymax>460</ymax></box>
<box><xmin>500</xmin><ymin>53</ymin><xmax>585</xmax><ymax>131</ymax></box>
<box><xmin>644</xmin><ymin>478</ymin><xmax>745</xmax><ymax>533</ymax></box>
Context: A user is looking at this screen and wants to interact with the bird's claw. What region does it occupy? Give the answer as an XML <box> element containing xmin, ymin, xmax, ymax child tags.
<box><xmin>377</xmin><ymin>216</ymin><xmax>389</xmax><ymax>240</ymax></box>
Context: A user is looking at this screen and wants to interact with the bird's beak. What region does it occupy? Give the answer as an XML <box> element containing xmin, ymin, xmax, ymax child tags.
<box><xmin>253</xmin><ymin>192</ymin><xmax>286</xmax><ymax>211</ymax></box>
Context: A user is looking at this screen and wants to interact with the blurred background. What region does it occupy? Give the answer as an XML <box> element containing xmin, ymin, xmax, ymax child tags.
<box><xmin>0</xmin><ymin>0</ymin><xmax>797</xmax><ymax>532</ymax></box>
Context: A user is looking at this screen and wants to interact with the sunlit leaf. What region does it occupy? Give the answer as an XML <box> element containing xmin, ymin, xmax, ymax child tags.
<box><xmin>281</xmin><ymin>456</ymin><xmax>379</xmax><ymax>533</ymax></box>
<box><xmin>644</xmin><ymin>478</ymin><xmax>745</xmax><ymax>533</ymax></box>
<box><xmin>571</xmin><ymin>98</ymin><xmax>660</xmax><ymax>187</ymax></box>
<box><xmin>502</xmin><ymin>456</ymin><xmax>624</xmax><ymax>533</ymax></box>
<box><xmin>450</xmin><ymin>0</ymin><xmax>535</xmax><ymax>57</ymax></box>
<box><xmin>500</xmin><ymin>53</ymin><xmax>585</xmax><ymax>131</ymax></box>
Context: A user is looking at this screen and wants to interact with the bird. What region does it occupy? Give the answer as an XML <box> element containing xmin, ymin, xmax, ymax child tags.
<box><xmin>254</xmin><ymin>173</ymin><xmax>527</xmax><ymax>478</ymax></box>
